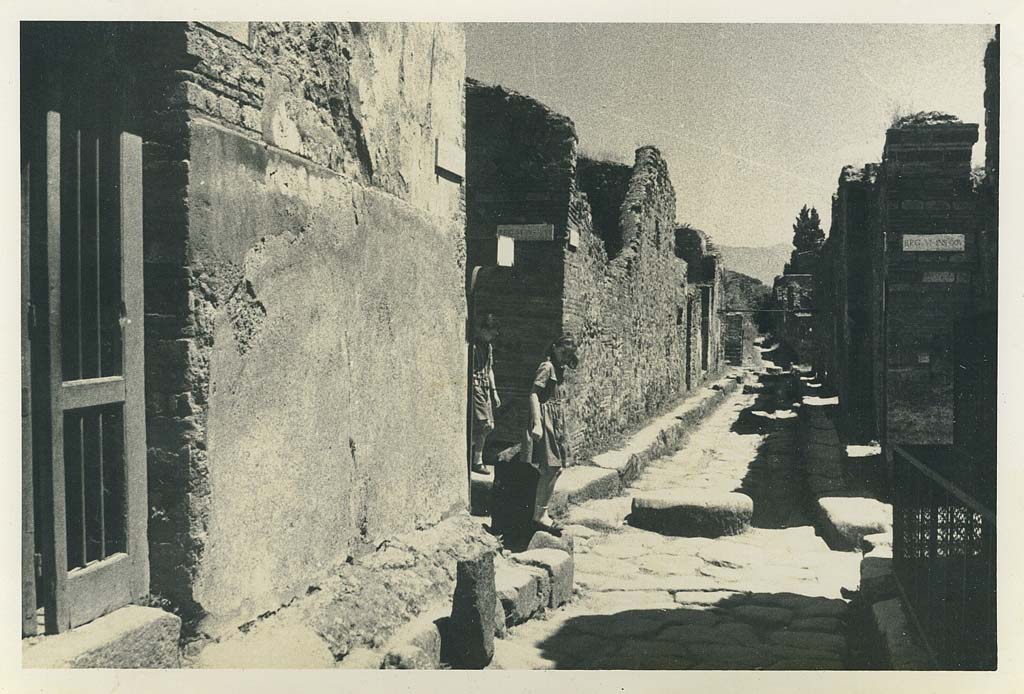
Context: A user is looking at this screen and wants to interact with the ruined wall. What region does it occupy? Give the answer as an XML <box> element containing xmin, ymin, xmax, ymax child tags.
<box><xmin>562</xmin><ymin>148</ymin><xmax>689</xmax><ymax>460</ymax></box>
<box><xmin>880</xmin><ymin>120</ymin><xmax>980</xmax><ymax>445</ymax></box>
<box><xmin>675</xmin><ymin>227</ymin><xmax>724</xmax><ymax>385</ymax></box>
<box><xmin>771</xmin><ymin>274</ymin><xmax>815</xmax><ymax>361</ymax></box>
<box><xmin>465</xmin><ymin>81</ymin><xmax>573</xmax><ymax>448</ymax></box>
<box><xmin>576</xmin><ymin>158</ymin><xmax>632</xmax><ymax>258</ymax></box>
<box><xmin>139</xmin><ymin>22</ymin><xmax>468</xmax><ymax>628</ymax></box>
<box><xmin>465</xmin><ymin>83</ymin><xmax>699</xmax><ymax>462</ymax></box>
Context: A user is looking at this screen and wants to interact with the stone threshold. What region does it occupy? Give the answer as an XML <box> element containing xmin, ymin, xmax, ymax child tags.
<box><xmin>22</xmin><ymin>605</ymin><xmax>182</xmax><ymax>669</ymax></box>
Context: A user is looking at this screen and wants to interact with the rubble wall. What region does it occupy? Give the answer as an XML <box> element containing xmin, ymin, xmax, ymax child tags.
<box><xmin>562</xmin><ymin>147</ymin><xmax>690</xmax><ymax>460</ymax></box>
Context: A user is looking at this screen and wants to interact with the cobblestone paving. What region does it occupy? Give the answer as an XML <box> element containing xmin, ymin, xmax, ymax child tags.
<box><xmin>493</xmin><ymin>367</ymin><xmax>862</xmax><ymax>670</ymax></box>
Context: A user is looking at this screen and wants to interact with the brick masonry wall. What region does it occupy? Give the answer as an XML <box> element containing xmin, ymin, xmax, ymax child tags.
<box><xmin>880</xmin><ymin>123</ymin><xmax>980</xmax><ymax>445</ymax></box>
<box><xmin>465</xmin><ymin>81</ymin><xmax>575</xmax><ymax>448</ymax></box>
<box><xmin>135</xmin><ymin>22</ymin><xmax>469</xmax><ymax>629</ymax></box>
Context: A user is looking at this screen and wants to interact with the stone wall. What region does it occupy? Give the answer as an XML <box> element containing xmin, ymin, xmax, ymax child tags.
<box><xmin>771</xmin><ymin>274</ymin><xmax>815</xmax><ymax>361</ymax></box>
<box><xmin>562</xmin><ymin>147</ymin><xmax>690</xmax><ymax>460</ymax></box>
<box><xmin>819</xmin><ymin>165</ymin><xmax>882</xmax><ymax>442</ymax></box>
<box><xmin>466</xmin><ymin>82</ymin><xmax>717</xmax><ymax>462</ymax></box>
<box><xmin>137</xmin><ymin>22</ymin><xmax>468</xmax><ymax>629</ymax></box>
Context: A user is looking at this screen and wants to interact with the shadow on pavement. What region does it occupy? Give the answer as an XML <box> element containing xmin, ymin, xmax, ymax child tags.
<box><xmin>525</xmin><ymin>590</ymin><xmax>868</xmax><ymax>670</ymax></box>
<box><xmin>729</xmin><ymin>370</ymin><xmax>814</xmax><ymax>529</ymax></box>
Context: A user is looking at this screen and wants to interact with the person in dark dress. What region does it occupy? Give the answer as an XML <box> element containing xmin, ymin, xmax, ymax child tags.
<box><xmin>470</xmin><ymin>314</ymin><xmax>501</xmax><ymax>475</ymax></box>
<box><xmin>522</xmin><ymin>334</ymin><xmax>579</xmax><ymax>535</ymax></box>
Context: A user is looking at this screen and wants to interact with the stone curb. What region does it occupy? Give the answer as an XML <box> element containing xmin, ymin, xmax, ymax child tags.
<box><xmin>870</xmin><ymin>598</ymin><xmax>931</xmax><ymax>670</ymax></box>
<box><xmin>796</xmin><ymin>379</ymin><xmax>892</xmax><ymax>551</ymax></box>
<box><xmin>586</xmin><ymin>371</ymin><xmax>741</xmax><ymax>491</ymax></box>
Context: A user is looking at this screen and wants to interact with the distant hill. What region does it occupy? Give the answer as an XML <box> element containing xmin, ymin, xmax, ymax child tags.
<box><xmin>721</xmin><ymin>269</ymin><xmax>771</xmax><ymax>312</ymax></box>
<box><xmin>716</xmin><ymin>242</ymin><xmax>791</xmax><ymax>286</ymax></box>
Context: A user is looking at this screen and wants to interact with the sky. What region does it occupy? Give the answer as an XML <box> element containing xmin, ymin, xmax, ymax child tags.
<box><xmin>466</xmin><ymin>23</ymin><xmax>994</xmax><ymax>248</ymax></box>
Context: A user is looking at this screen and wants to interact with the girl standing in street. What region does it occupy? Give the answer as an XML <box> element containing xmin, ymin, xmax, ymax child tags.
<box><xmin>523</xmin><ymin>334</ymin><xmax>579</xmax><ymax>535</ymax></box>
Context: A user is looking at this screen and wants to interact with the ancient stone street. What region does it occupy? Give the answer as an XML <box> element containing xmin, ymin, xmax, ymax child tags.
<box><xmin>492</xmin><ymin>359</ymin><xmax>863</xmax><ymax>670</ymax></box>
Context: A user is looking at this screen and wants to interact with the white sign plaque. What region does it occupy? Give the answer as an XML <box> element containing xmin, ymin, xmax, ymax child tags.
<box><xmin>922</xmin><ymin>271</ymin><xmax>956</xmax><ymax>283</ymax></box>
<box><xmin>495</xmin><ymin>235</ymin><xmax>514</xmax><ymax>267</ymax></box>
<box><xmin>496</xmin><ymin>223</ymin><xmax>555</xmax><ymax>242</ymax></box>
<box><xmin>902</xmin><ymin>234</ymin><xmax>965</xmax><ymax>252</ymax></box>
<box><xmin>435</xmin><ymin>138</ymin><xmax>465</xmax><ymax>179</ymax></box>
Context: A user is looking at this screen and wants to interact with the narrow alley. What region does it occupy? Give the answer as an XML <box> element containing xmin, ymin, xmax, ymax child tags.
<box><xmin>19</xmin><ymin>22</ymin><xmax>998</xmax><ymax>675</ymax></box>
<box><xmin>491</xmin><ymin>353</ymin><xmax>863</xmax><ymax>670</ymax></box>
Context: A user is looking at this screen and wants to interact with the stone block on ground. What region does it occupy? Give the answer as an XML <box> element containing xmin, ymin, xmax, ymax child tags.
<box><xmin>511</xmin><ymin>549</ymin><xmax>574</xmax><ymax>608</ymax></box>
<box><xmin>630</xmin><ymin>490</ymin><xmax>753</xmax><ymax>537</ymax></box>
<box><xmin>871</xmin><ymin>598</ymin><xmax>931</xmax><ymax>670</ymax></box>
<box><xmin>817</xmin><ymin>496</ymin><xmax>893</xmax><ymax>551</ymax></box>
<box><xmin>23</xmin><ymin>606</ymin><xmax>181</xmax><ymax>669</ymax></box>
<box><xmin>448</xmin><ymin>551</ymin><xmax>496</xmax><ymax>668</ymax></box>
<box><xmin>495</xmin><ymin>563</ymin><xmax>548</xmax><ymax>625</ymax></box>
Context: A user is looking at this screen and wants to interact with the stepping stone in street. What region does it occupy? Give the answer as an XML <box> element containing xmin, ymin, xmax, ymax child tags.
<box><xmin>630</xmin><ymin>490</ymin><xmax>753</xmax><ymax>537</ymax></box>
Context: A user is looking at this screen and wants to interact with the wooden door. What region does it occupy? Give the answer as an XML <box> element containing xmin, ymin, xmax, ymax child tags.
<box><xmin>24</xmin><ymin>33</ymin><xmax>149</xmax><ymax>633</ymax></box>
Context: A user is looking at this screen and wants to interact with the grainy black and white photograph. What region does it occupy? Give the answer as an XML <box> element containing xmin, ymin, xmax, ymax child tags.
<box><xmin>13</xmin><ymin>7</ymin><xmax>1014</xmax><ymax>684</ymax></box>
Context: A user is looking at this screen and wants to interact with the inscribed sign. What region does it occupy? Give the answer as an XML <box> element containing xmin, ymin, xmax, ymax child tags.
<box><xmin>902</xmin><ymin>234</ymin><xmax>965</xmax><ymax>252</ymax></box>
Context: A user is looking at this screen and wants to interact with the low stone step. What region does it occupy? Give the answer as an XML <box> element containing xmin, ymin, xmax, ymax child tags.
<box><xmin>629</xmin><ymin>490</ymin><xmax>753</xmax><ymax>537</ymax></box>
<box><xmin>23</xmin><ymin>605</ymin><xmax>182</xmax><ymax>669</ymax></box>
